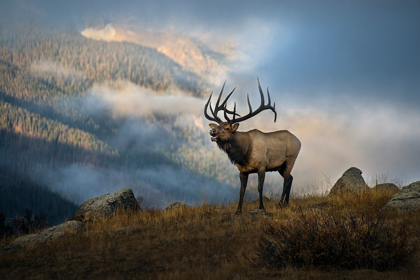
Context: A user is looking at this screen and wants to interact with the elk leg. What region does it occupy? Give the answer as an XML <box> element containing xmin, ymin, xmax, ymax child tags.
<box><xmin>284</xmin><ymin>175</ymin><xmax>293</xmax><ymax>204</ymax></box>
<box><xmin>258</xmin><ymin>170</ymin><xmax>266</xmax><ymax>210</ymax></box>
<box><xmin>278</xmin><ymin>159</ymin><xmax>296</xmax><ymax>205</ymax></box>
<box><xmin>236</xmin><ymin>172</ymin><xmax>248</xmax><ymax>214</ymax></box>
<box><xmin>279</xmin><ymin>174</ymin><xmax>292</xmax><ymax>205</ymax></box>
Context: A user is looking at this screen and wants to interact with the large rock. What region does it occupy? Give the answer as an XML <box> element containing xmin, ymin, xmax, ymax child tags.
<box><xmin>71</xmin><ymin>188</ymin><xmax>138</xmax><ymax>222</ymax></box>
<box><xmin>2</xmin><ymin>221</ymin><xmax>83</xmax><ymax>252</ymax></box>
<box><xmin>329</xmin><ymin>167</ymin><xmax>369</xmax><ymax>196</ymax></box>
<box><xmin>163</xmin><ymin>201</ymin><xmax>189</xmax><ymax>211</ymax></box>
<box><xmin>372</xmin><ymin>183</ymin><xmax>399</xmax><ymax>193</ymax></box>
<box><xmin>382</xmin><ymin>181</ymin><xmax>420</xmax><ymax>212</ymax></box>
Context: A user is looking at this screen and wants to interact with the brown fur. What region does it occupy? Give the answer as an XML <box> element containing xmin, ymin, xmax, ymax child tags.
<box><xmin>209</xmin><ymin>122</ymin><xmax>301</xmax><ymax>214</ymax></box>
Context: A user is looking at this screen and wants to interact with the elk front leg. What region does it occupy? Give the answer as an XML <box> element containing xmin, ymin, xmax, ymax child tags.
<box><xmin>258</xmin><ymin>170</ymin><xmax>266</xmax><ymax>210</ymax></box>
<box><xmin>236</xmin><ymin>172</ymin><xmax>248</xmax><ymax>215</ymax></box>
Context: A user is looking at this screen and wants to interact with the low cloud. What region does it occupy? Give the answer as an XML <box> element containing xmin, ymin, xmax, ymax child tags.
<box><xmin>31</xmin><ymin>60</ymin><xmax>85</xmax><ymax>81</ymax></box>
<box><xmin>86</xmin><ymin>81</ymin><xmax>420</xmax><ymax>196</ymax></box>
<box><xmin>42</xmin><ymin>163</ymin><xmax>237</xmax><ymax>207</ymax></box>
<box><xmin>85</xmin><ymin>82</ymin><xmax>204</xmax><ymax>118</ymax></box>
<box><xmin>81</xmin><ymin>24</ymin><xmax>116</xmax><ymax>42</ymax></box>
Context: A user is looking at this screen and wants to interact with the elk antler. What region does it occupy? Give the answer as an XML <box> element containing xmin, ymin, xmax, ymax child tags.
<box><xmin>204</xmin><ymin>78</ymin><xmax>277</xmax><ymax>124</ymax></box>
<box><xmin>226</xmin><ymin>77</ymin><xmax>277</xmax><ymax>124</ymax></box>
<box><xmin>204</xmin><ymin>81</ymin><xmax>240</xmax><ymax>123</ymax></box>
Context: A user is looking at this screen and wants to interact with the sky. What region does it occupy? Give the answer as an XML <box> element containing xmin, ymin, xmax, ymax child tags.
<box><xmin>3</xmin><ymin>0</ymin><xmax>420</xmax><ymax>196</ymax></box>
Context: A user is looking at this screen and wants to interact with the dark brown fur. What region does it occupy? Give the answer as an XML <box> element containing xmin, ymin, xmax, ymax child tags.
<box><xmin>216</xmin><ymin>134</ymin><xmax>250</xmax><ymax>166</ymax></box>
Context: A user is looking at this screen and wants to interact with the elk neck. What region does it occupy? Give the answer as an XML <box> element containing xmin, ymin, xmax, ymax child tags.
<box><xmin>216</xmin><ymin>131</ymin><xmax>250</xmax><ymax>166</ymax></box>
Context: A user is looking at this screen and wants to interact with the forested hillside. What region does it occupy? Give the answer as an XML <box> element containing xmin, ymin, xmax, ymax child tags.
<box><xmin>0</xmin><ymin>23</ymin><xmax>239</xmax><ymax>225</ymax></box>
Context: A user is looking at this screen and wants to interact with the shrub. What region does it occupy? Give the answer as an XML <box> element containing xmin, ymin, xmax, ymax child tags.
<box><xmin>253</xmin><ymin>208</ymin><xmax>416</xmax><ymax>271</ymax></box>
<box><xmin>10</xmin><ymin>209</ymin><xmax>48</xmax><ymax>234</ymax></box>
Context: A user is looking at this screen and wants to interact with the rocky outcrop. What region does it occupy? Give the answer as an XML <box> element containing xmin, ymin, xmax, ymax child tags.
<box><xmin>372</xmin><ymin>183</ymin><xmax>399</xmax><ymax>193</ymax></box>
<box><xmin>2</xmin><ymin>189</ymin><xmax>139</xmax><ymax>252</ymax></box>
<box><xmin>2</xmin><ymin>221</ymin><xmax>83</xmax><ymax>252</ymax></box>
<box><xmin>163</xmin><ymin>202</ymin><xmax>189</xmax><ymax>211</ymax></box>
<box><xmin>382</xmin><ymin>181</ymin><xmax>420</xmax><ymax>212</ymax></box>
<box><xmin>329</xmin><ymin>167</ymin><xmax>370</xmax><ymax>196</ymax></box>
<box><xmin>71</xmin><ymin>188</ymin><xmax>138</xmax><ymax>222</ymax></box>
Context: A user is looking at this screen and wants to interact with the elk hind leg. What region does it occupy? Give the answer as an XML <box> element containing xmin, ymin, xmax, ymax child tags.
<box><xmin>278</xmin><ymin>158</ymin><xmax>296</xmax><ymax>206</ymax></box>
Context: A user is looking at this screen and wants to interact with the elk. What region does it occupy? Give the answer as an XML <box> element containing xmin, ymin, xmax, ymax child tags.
<box><xmin>204</xmin><ymin>78</ymin><xmax>301</xmax><ymax>214</ymax></box>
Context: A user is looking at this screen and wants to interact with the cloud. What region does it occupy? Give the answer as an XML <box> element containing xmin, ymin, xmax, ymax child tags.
<box><xmin>85</xmin><ymin>82</ymin><xmax>204</xmax><ymax>117</ymax></box>
<box><xmin>241</xmin><ymin>96</ymin><xmax>420</xmax><ymax>191</ymax></box>
<box><xmin>80</xmin><ymin>24</ymin><xmax>116</xmax><ymax>41</ymax></box>
<box><xmin>41</xmin><ymin>163</ymin><xmax>238</xmax><ymax>207</ymax></box>
<box><xmin>86</xmin><ymin>81</ymin><xmax>420</xmax><ymax>195</ymax></box>
<box><xmin>31</xmin><ymin>60</ymin><xmax>85</xmax><ymax>81</ymax></box>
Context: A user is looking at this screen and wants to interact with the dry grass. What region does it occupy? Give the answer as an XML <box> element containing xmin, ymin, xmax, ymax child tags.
<box><xmin>1</xmin><ymin>190</ymin><xmax>420</xmax><ymax>279</ymax></box>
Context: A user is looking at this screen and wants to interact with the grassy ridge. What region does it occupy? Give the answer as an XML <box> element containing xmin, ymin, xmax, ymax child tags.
<box><xmin>1</xmin><ymin>190</ymin><xmax>419</xmax><ymax>279</ymax></box>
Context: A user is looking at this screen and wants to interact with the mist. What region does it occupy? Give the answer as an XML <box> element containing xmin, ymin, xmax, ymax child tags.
<box><xmin>49</xmin><ymin>80</ymin><xmax>420</xmax><ymax>206</ymax></box>
<box><xmin>40</xmin><ymin>163</ymin><xmax>239</xmax><ymax>207</ymax></box>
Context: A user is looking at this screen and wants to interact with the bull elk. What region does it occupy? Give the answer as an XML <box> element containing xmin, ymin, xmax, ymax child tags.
<box><xmin>204</xmin><ymin>78</ymin><xmax>301</xmax><ymax>214</ymax></box>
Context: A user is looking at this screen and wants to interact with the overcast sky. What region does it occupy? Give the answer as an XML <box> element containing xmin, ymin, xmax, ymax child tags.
<box><xmin>3</xmin><ymin>0</ymin><xmax>420</xmax><ymax>188</ymax></box>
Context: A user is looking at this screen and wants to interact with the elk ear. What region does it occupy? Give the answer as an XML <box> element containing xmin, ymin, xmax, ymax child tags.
<box><xmin>209</xmin><ymin>123</ymin><xmax>218</xmax><ymax>130</ymax></box>
<box><xmin>231</xmin><ymin>123</ymin><xmax>239</xmax><ymax>132</ymax></box>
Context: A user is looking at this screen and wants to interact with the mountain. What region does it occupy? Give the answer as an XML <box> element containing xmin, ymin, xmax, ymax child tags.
<box><xmin>80</xmin><ymin>23</ymin><xmax>230</xmax><ymax>83</ymax></box>
<box><xmin>0</xmin><ymin>21</ymin><xmax>240</xmax><ymax>225</ymax></box>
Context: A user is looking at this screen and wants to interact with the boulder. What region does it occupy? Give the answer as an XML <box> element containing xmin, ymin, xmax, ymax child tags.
<box><xmin>372</xmin><ymin>183</ymin><xmax>399</xmax><ymax>193</ymax></box>
<box><xmin>2</xmin><ymin>221</ymin><xmax>83</xmax><ymax>252</ymax></box>
<box><xmin>163</xmin><ymin>201</ymin><xmax>189</xmax><ymax>211</ymax></box>
<box><xmin>382</xmin><ymin>181</ymin><xmax>420</xmax><ymax>212</ymax></box>
<box><xmin>71</xmin><ymin>188</ymin><xmax>138</xmax><ymax>222</ymax></box>
<box><xmin>329</xmin><ymin>167</ymin><xmax>369</xmax><ymax>196</ymax></box>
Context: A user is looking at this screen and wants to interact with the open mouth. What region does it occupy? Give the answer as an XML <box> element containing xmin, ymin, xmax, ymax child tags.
<box><xmin>211</xmin><ymin>136</ymin><xmax>218</xmax><ymax>142</ymax></box>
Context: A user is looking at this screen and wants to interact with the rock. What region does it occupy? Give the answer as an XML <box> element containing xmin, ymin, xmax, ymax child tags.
<box><xmin>163</xmin><ymin>202</ymin><xmax>189</xmax><ymax>211</ymax></box>
<box><xmin>2</xmin><ymin>221</ymin><xmax>83</xmax><ymax>252</ymax></box>
<box><xmin>382</xmin><ymin>181</ymin><xmax>420</xmax><ymax>212</ymax></box>
<box><xmin>372</xmin><ymin>183</ymin><xmax>399</xmax><ymax>193</ymax></box>
<box><xmin>329</xmin><ymin>167</ymin><xmax>369</xmax><ymax>196</ymax></box>
<box><xmin>71</xmin><ymin>188</ymin><xmax>138</xmax><ymax>222</ymax></box>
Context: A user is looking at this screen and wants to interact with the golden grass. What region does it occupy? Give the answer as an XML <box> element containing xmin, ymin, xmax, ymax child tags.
<box><xmin>1</xmin><ymin>190</ymin><xmax>419</xmax><ymax>279</ymax></box>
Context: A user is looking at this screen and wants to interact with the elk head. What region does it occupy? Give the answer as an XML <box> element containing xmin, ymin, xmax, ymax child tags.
<box><xmin>204</xmin><ymin>78</ymin><xmax>277</xmax><ymax>142</ymax></box>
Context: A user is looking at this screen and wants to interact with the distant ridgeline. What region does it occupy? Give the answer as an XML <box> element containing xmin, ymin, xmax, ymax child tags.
<box><xmin>0</xmin><ymin>23</ymin><xmax>237</xmax><ymax>225</ymax></box>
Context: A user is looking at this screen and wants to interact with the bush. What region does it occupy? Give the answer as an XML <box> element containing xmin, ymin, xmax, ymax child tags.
<box><xmin>253</xmin><ymin>208</ymin><xmax>416</xmax><ymax>271</ymax></box>
<box><xmin>10</xmin><ymin>209</ymin><xmax>48</xmax><ymax>234</ymax></box>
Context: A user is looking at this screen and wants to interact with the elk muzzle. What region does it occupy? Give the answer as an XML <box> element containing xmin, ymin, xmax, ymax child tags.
<box><xmin>209</xmin><ymin>129</ymin><xmax>218</xmax><ymax>142</ymax></box>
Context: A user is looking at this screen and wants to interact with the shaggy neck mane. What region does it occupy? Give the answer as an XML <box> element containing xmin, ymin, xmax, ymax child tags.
<box><xmin>217</xmin><ymin>133</ymin><xmax>249</xmax><ymax>166</ymax></box>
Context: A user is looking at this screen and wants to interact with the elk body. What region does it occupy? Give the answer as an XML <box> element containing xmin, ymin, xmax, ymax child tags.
<box><xmin>204</xmin><ymin>78</ymin><xmax>301</xmax><ymax>214</ymax></box>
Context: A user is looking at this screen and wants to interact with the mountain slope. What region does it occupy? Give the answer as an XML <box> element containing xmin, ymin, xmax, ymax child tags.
<box><xmin>0</xmin><ymin>24</ymin><xmax>239</xmax><ymax>223</ymax></box>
